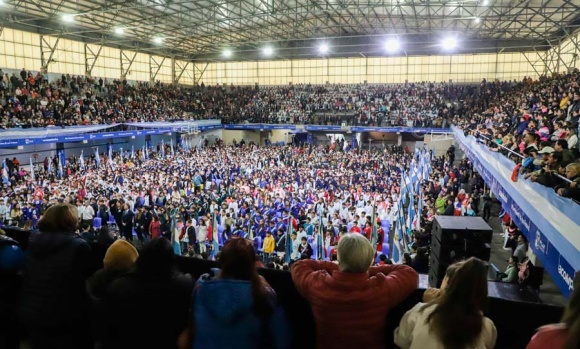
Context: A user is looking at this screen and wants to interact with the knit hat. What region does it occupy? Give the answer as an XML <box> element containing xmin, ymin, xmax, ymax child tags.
<box><xmin>103</xmin><ymin>240</ymin><xmax>139</xmax><ymax>271</ymax></box>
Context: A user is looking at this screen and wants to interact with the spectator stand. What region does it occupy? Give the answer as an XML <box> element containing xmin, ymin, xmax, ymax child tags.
<box><xmin>453</xmin><ymin>126</ymin><xmax>580</xmax><ymax>298</ymax></box>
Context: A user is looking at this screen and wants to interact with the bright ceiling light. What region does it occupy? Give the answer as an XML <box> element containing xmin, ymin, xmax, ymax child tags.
<box><xmin>385</xmin><ymin>38</ymin><xmax>400</xmax><ymax>52</ymax></box>
<box><xmin>223</xmin><ymin>49</ymin><xmax>232</xmax><ymax>58</ymax></box>
<box><xmin>114</xmin><ymin>27</ymin><xmax>125</xmax><ymax>35</ymax></box>
<box><xmin>474</xmin><ymin>17</ymin><xmax>481</xmax><ymax>23</ymax></box>
<box><xmin>319</xmin><ymin>43</ymin><xmax>329</xmax><ymax>54</ymax></box>
<box><xmin>441</xmin><ymin>37</ymin><xmax>458</xmax><ymax>50</ymax></box>
<box><xmin>263</xmin><ymin>46</ymin><xmax>274</xmax><ymax>56</ymax></box>
<box><xmin>62</xmin><ymin>14</ymin><xmax>75</xmax><ymax>23</ymax></box>
<box><xmin>482</xmin><ymin>0</ymin><xmax>489</xmax><ymax>5</ymax></box>
<box><xmin>153</xmin><ymin>37</ymin><xmax>164</xmax><ymax>44</ymax></box>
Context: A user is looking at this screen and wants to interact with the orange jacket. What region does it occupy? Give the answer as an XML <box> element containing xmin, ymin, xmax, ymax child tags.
<box><xmin>291</xmin><ymin>260</ymin><xmax>418</xmax><ymax>349</ymax></box>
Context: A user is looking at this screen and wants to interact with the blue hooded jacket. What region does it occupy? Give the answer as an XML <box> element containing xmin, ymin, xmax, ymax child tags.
<box><xmin>193</xmin><ymin>274</ymin><xmax>291</xmax><ymax>349</ymax></box>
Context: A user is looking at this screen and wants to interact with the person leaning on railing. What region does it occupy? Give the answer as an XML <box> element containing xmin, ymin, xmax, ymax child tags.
<box><xmin>555</xmin><ymin>163</ymin><xmax>580</xmax><ymax>201</ymax></box>
<box><xmin>291</xmin><ymin>233</ymin><xmax>418</xmax><ymax>349</ymax></box>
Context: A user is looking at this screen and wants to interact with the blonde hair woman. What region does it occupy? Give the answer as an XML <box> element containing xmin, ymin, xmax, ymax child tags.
<box><xmin>291</xmin><ymin>233</ymin><xmax>418</xmax><ymax>349</ymax></box>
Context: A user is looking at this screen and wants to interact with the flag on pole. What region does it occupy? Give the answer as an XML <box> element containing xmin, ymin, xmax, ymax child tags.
<box><xmin>79</xmin><ymin>150</ymin><xmax>85</xmax><ymax>171</ymax></box>
<box><xmin>131</xmin><ymin>145</ymin><xmax>135</xmax><ymax>159</ymax></box>
<box><xmin>108</xmin><ymin>144</ymin><xmax>113</xmax><ymax>165</ymax></box>
<box><xmin>29</xmin><ymin>158</ymin><xmax>35</xmax><ymax>181</ymax></box>
<box><xmin>47</xmin><ymin>157</ymin><xmax>53</xmax><ymax>174</ymax></box>
<box><xmin>284</xmin><ymin>214</ymin><xmax>293</xmax><ymax>264</ymax></box>
<box><xmin>58</xmin><ymin>152</ymin><xmax>64</xmax><ymax>178</ymax></box>
<box><xmin>210</xmin><ymin>211</ymin><xmax>220</xmax><ymax>260</ymax></box>
<box><xmin>144</xmin><ymin>145</ymin><xmax>149</xmax><ymax>160</ymax></box>
<box><xmin>94</xmin><ymin>147</ymin><xmax>100</xmax><ymax>168</ymax></box>
<box><xmin>119</xmin><ymin>148</ymin><xmax>124</xmax><ymax>160</ymax></box>
<box><xmin>170</xmin><ymin>139</ymin><xmax>174</xmax><ymax>156</ymax></box>
<box><xmin>370</xmin><ymin>202</ymin><xmax>378</xmax><ymax>254</ymax></box>
<box><xmin>2</xmin><ymin>160</ymin><xmax>9</xmax><ymax>184</ymax></box>
<box><xmin>161</xmin><ymin>140</ymin><xmax>165</xmax><ymax>158</ymax></box>
<box><xmin>317</xmin><ymin>211</ymin><xmax>324</xmax><ymax>260</ymax></box>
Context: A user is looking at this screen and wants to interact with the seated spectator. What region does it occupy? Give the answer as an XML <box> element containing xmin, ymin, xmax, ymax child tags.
<box><xmin>526</xmin><ymin>273</ymin><xmax>580</xmax><ymax>349</ymax></box>
<box><xmin>394</xmin><ymin>257</ymin><xmax>496</xmax><ymax>349</ymax></box>
<box><xmin>86</xmin><ymin>239</ymin><xmax>139</xmax><ymax>301</ymax></box>
<box><xmin>422</xmin><ymin>262</ymin><xmax>461</xmax><ymax>303</ymax></box>
<box><xmin>556</xmin><ymin>163</ymin><xmax>580</xmax><ymax>201</ymax></box>
<box><xmin>103</xmin><ymin>238</ymin><xmax>193</xmax><ymax>349</ymax></box>
<box><xmin>19</xmin><ymin>204</ymin><xmax>93</xmax><ymax>349</ymax></box>
<box><xmin>86</xmin><ymin>240</ymin><xmax>138</xmax><ymax>347</ymax></box>
<box><xmin>496</xmin><ymin>256</ymin><xmax>519</xmax><ymax>283</ymax></box>
<box><xmin>183</xmin><ymin>237</ymin><xmax>290</xmax><ymax>349</ymax></box>
<box><xmin>412</xmin><ymin>247</ymin><xmax>429</xmax><ymax>274</ymax></box>
<box><xmin>291</xmin><ymin>233</ymin><xmax>418</xmax><ymax>349</ymax></box>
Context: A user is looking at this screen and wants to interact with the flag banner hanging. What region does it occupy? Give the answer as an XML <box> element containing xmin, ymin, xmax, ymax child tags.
<box><xmin>284</xmin><ymin>215</ymin><xmax>293</xmax><ymax>264</ymax></box>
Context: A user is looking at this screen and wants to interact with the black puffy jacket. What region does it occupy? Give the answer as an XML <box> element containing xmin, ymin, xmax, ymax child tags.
<box><xmin>19</xmin><ymin>232</ymin><xmax>92</xmax><ymax>330</ymax></box>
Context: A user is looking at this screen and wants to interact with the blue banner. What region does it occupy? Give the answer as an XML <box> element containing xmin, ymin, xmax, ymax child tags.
<box><xmin>304</xmin><ymin>125</ymin><xmax>344</xmax><ymax>132</ymax></box>
<box><xmin>453</xmin><ymin>126</ymin><xmax>579</xmax><ymax>298</ymax></box>
<box><xmin>223</xmin><ymin>124</ymin><xmax>297</xmax><ymax>130</ymax></box>
<box><xmin>351</xmin><ymin>127</ymin><xmax>451</xmax><ymax>133</ymax></box>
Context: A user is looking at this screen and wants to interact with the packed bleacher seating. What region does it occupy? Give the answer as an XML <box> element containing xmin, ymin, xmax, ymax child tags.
<box><xmin>454</xmin><ymin>69</ymin><xmax>580</xmax><ymax>201</ymax></box>
<box><xmin>1</xmin><ymin>66</ymin><xmax>524</xmax><ymax>128</ymax></box>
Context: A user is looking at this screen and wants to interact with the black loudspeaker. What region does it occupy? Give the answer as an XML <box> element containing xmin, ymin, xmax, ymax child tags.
<box><xmin>429</xmin><ymin>216</ymin><xmax>493</xmax><ymax>287</ymax></box>
<box><xmin>432</xmin><ymin>216</ymin><xmax>493</xmax><ymax>246</ymax></box>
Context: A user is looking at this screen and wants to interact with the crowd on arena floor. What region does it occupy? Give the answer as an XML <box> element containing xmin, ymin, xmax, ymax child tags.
<box><xmin>0</xmin><ymin>141</ymin><xmax>578</xmax><ymax>349</ymax></box>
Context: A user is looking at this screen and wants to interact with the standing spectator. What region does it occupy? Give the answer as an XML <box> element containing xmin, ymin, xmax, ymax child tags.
<box><xmin>291</xmin><ymin>233</ymin><xmax>418</xmax><ymax>349</ymax></box>
<box><xmin>149</xmin><ymin>215</ymin><xmax>162</xmax><ymax>239</ymax></box>
<box><xmin>181</xmin><ymin>237</ymin><xmax>290</xmax><ymax>349</ymax></box>
<box><xmin>298</xmin><ymin>236</ymin><xmax>313</xmax><ymax>259</ymax></box>
<box><xmin>19</xmin><ymin>204</ymin><xmax>93</xmax><ymax>349</ymax></box>
<box><xmin>120</xmin><ymin>203</ymin><xmax>134</xmax><ymax>241</ymax></box>
<box><xmin>262</xmin><ymin>230</ymin><xmax>275</xmax><ymax>257</ymax></box>
<box><xmin>394</xmin><ymin>257</ymin><xmax>496</xmax><ymax>349</ymax></box>
<box><xmin>104</xmin><ymin>238</ymin><xmax>193</xmax><ymax>349</ymax></box>
<box><xmin>514</xmin><ymin>235</ymin><xmax>528</xmax><ymax>263</ymax></box>
<box><xmin>526</xmin><ymin>273</ymin><xmax>580</xmax><ymax>349</ymax></box>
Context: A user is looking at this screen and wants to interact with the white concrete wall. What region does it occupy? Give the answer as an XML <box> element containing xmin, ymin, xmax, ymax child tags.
<box><xmin>0</xmin><ymin>143</ymin><xmax>56</xmax><ymax>166</ymax></box>
<box><xmin>222</xmin><ymin>130</ymin><xmax>261</xmax><ymax>145</ymax></box>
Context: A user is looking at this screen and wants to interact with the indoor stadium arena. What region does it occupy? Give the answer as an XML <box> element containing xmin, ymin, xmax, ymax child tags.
<box><xmin>0</xmin><ymin>0</ymin><xmax>579</xmax><ymax>348</ymax></box>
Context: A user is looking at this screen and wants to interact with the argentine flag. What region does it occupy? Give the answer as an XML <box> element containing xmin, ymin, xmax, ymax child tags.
<box><xmin>30</xmin><ymin>158</ymin><xmax>35</xmax><ymax>181</ymax></box>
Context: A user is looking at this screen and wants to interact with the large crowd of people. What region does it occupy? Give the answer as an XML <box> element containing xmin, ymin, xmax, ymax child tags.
<box><xmin>1</xmin><ymin>64</ymin><xmax>580</xmax><ymax>348</ymax></box>
<box><xmin>1</xmin><ymin>66</ymin><xmax>518</xmax><ymax>128</ymax></box>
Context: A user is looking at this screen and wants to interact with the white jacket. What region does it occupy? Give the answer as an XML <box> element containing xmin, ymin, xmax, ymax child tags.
<box><xmin>394</xmin><ymin>303</ymin><xmax>497</xmax><ymax>349</ymax></box>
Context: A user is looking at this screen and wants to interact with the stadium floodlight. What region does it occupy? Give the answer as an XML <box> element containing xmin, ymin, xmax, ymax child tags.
<box><xmin>114</xmin><ymin>27</ymin><xmax>125</xmax><ymax>35</ymax></box>
<box><xmin>318</xmin><ymin>43</ymin><xmax>329</xmax><ymax>54</ymax></box>
<box><xmin>62</xmin><ymin>14</ymin><xmax>75</xmax><ymax>23</ymax></box>
<box><xmin>385</xmin><ymin>38</ymin><xmax>400</xmax><ymax>53</ymax></box>
<box><xmin>441</xmin><ymin>37</ymin><xmax>458</xmax><ymax>50</ymax></box>
<box><xmin>263</xmin><ymin>46</ymin><xmax>274</xmax><ymax>56</ymax></box>
<box><xmin>474</xmin><ymin>17</ymin><xmax>481</xmax><ymax>24</ymax></box>
<box><xmin>223</xmin><ymin>49</ymin><xmax>233</xmax><ymax>58</ymax></box>
<box><xmin>153</xmin><ymin>37</ymin><xmax>164</xmax><ymax>44</ymax></box>
<box><xmin>481</xmin><ymin>0</ymin><xmax>489</xmax><ymax>5</ymax></box>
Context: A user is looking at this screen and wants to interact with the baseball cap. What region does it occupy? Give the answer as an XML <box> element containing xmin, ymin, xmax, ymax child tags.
<box><xmin>538</xmin><ymin>146</ymin><xmax>555</xmax><ymax>154</ymax></box>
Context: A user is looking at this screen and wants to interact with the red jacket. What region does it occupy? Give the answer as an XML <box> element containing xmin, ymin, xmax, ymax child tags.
<box><xmin>149</xmin><ymin>220</ymin><xmax>161</xmax><ymax>239</ymax></box>
<box><xmin>291</xmin><ymin>260</ymin><xmax>418</xmax><ymax>349</ymax></box>
<box><xmin>526</xmin><ymin>324</ymin><xmax>568</xmax><ymax>349</ymax></box>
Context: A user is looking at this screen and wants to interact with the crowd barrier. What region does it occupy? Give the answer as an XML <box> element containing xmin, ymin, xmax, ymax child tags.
<box><xmin>452</xmin><ymin>126</ymin><xmax>580</xmax><ymax>298</ymax></box>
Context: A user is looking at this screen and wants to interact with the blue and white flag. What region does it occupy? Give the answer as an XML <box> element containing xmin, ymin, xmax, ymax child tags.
<box><xmin>108</xmin><ymin>144</ymin><xmax>113</xmax><ymax>165</ymax></box>
<box><xmin>79</xmin><ymin>151</ymin><xmax>85</xmax><ymax>171</ymax></box>
<box><xmin>94</xmin><ymin>147</ymin><xmax>100</xmax><ymax>168</ymax></box>
<box><xmin>58</xmin><ymin>152</ymin><xmax>64</xmax><ymax>178</ymax></box>
<box><xmin>161</xmin><ymin>140</ymin><xmax>165</xmax><ymax>158</ymax></box>
<box><xmin>2</xmin><ymin>160</ymin><xmax>9</xmax><ymax>184</ymax></box>
<box><xmin>144</xmin><ymin>145</ymin><xmax>149</xmax><ymax>160</ymax></box>
<box><xmin>47</xmin><ymin>157</ymin><xmax>53</xmax><ymax>174</ymax></box>
<box><xmin>170</xmin><ymin>139</ymin><xmax>174</xmax><ymax>156</ymax></box>
<box><xmin>131</xmin><ymin>145</ymin><xmax>135</xmax><ymax>159</ymax></box>
<box><xmin>284</xmin><ymin>214</ymin><xmax>293</xmax><ymax>264</ymax></box>
<box><xmin>29</xmin><ymin>158</ymin><xmax>35</xmax><ymax>181</ymax></box>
